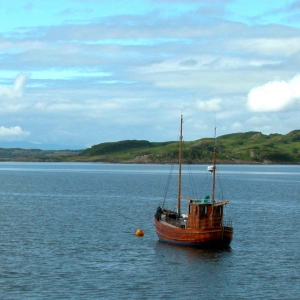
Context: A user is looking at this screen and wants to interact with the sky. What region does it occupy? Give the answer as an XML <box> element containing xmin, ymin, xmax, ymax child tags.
<box><xmin>1</xmin><ymin>0</ymin><xmax>300</xmax><ymax>149</ymax></box>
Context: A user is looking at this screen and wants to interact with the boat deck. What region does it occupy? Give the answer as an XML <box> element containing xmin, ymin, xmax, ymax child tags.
<box><xmin>159</xmin><ymin>214</ymin><xmax>186</xmax><ymax>228</ymax></box>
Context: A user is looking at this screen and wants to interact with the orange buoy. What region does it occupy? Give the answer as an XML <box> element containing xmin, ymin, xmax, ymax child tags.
<box><xmin>135</xmin><ymin>229</ymin><xmax>145</xmax><ymax>236</ymax></box>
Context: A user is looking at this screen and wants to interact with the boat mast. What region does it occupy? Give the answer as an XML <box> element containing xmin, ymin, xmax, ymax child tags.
<box><xmin>177</xmin><ymin>115</ymin><xmax>183</xmax><ymax>216</ymax></box>
<box><xmin>212</xmin><ymin>126</ymin><xmax>217</xmax><ymax>204</ymax></box>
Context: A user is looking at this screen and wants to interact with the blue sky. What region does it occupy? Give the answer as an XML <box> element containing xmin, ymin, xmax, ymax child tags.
<box><xmin>0</xmin><ymin>0</ymin><xmax>300</xmax><ymax>149</ymax></box>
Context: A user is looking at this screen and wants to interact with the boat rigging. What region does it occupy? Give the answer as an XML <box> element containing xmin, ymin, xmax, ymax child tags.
<box><xmin>154</xmin><ymin>115</ymin><xmax>233</xmax><ymax>249</ymax></box>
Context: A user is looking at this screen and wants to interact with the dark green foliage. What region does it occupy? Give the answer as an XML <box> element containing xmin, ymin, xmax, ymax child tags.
<box><xmin>287</xmin><ymin>130</ymin><xmax>300</xmax><ymax>142</ymax></box>
<box><xmin>80</xmin><ymin>140</ymin><xmax>153</xmax><ymax>156</ymax></box>
<box><xmin>260</xmin><ymin>151</ymin><xmax>294</xmax><ymax>163</ymax></box>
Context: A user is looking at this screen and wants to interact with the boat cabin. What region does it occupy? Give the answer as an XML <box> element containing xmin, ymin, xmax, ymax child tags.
<box><xmin>187</xmin><ymin>199</ymin><xmax>229</xmax><ymax>229</ymax></box>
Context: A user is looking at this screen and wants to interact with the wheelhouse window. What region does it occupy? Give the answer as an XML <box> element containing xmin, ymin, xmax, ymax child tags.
<box><xmin>215</xmin><ymin>206</ymin><xmax>222</xmax><ymax>216</ymax></box>
<box><xmin>201</xmin><ymin>206</ymin><xmax>207</xmax><ymax>216</ymax></box>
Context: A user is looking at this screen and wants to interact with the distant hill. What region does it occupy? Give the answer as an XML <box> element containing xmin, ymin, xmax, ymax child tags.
<box><xmin>80</xmin><ymin>140</ymin><xmax>172</xmax><ymax>157</ymax></box>
<box><xmin>0</xmin><ymin>130</ymin><xmax>299</xmax><ymax>164</ymax></box>
<box><xmin>75</xmin><ymin>130</ymin><xmax>300</xmax><ymax>164</ymax></box>
<box><xmin>0</xmin><ymin>148</ymin><xmax>81</xmax><ymax>161</ymax></box>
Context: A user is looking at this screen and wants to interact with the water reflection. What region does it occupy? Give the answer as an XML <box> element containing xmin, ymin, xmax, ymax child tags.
<box><xmin>154</xmin><ymin>241</ymin><xmax>232</xmax><ymax>262</ymax></box>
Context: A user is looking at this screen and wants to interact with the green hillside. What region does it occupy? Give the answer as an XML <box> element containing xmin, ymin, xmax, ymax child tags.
<box><xmin>0</xmin><ymin>130</ymin><xmax>299</xmax><ymax>164</ymax></box>
<box><xmin>74</xmin><ymin>130</ymin><xmax>300</xmax><ymax>164</ymax></box>
<box><xmin>80</xmin><ymin>140</ymin><xmax>171</xmax><ymax>157</ymax></box>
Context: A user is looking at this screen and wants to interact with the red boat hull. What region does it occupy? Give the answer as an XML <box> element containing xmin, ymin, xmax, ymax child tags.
<box><xmin>154</xmin><ymin>217</ymin><xmax>233</xmax><ymax>249</ymax></box>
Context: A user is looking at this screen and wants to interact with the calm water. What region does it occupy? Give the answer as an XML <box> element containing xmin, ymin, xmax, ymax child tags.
<box><xmin>0</xmin><ymin>162</ymin><xmax>299</xmax><ymax>299</ymax></box>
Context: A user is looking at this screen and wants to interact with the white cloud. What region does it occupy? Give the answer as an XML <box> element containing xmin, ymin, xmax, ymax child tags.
<box><xmin>247</xmin><ymin>74</ymin><xmax>300</xmax><ymax>112</ymax></box>
<box><xmin>231</xmin><ymin>122</ymin><xmax>242</xmax><ymax>130</ymax></box>
<box><xmin>33</xmin><ymin>98</ymin><xmax>122</xmax><ymax>114</ymax></box>
<box><xmin>197</xmin><ymin>98</ymin><xmax>222</xmax><ymax>111</ymax></box>
<box><xmin>0</xmin><ymin>126</ymin><xmax>31</xmax><ymax>140</ymax></box>
<box><xmin>229</xmin><ymin>38</ymin><xmax>300</xmax><ymax>57</ymax></box>
<box><xmin>0</xmin><ymin>1</ymin><xmax>300</xmax><ymax>148</ymax></box>
<box><xmin>34</xmin><ymin>102</ymin><xmax>83</xmax><ymax>112</ymax></box>
<box><xmin>0</xmin><ymin>73</ymin><xmax>28</xmax><ymax>99</ymax></box>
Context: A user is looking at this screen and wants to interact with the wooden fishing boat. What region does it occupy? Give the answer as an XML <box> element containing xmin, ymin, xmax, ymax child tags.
<box><xmin>154</xmin><ymin>115</ymin><xmax>233</xmax><ymax>248</ymax></box>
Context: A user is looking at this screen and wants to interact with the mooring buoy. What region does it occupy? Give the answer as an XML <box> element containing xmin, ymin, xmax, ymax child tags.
<box><xmin>135</xmin><ymin>229</ymin><xmax>145</xmax><ymax>236</ymax></box>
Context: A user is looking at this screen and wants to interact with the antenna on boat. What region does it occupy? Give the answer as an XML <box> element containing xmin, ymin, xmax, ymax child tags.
<box><xmin>177</xmin><ymin>115</ymin><xmax>183</xmax><ymax>217</ymax></box>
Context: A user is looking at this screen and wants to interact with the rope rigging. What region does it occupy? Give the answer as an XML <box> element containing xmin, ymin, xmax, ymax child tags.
<box><xmin>162</xmin><ymin>164</ymin><xmax>174</xmax><ymax>207</ymax></box>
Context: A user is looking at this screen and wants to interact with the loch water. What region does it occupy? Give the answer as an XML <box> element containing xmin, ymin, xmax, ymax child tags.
<box><xmin>0</xmin><ymin>162</ymin><xmax>299</xmax><ymax>299</ymax></box>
